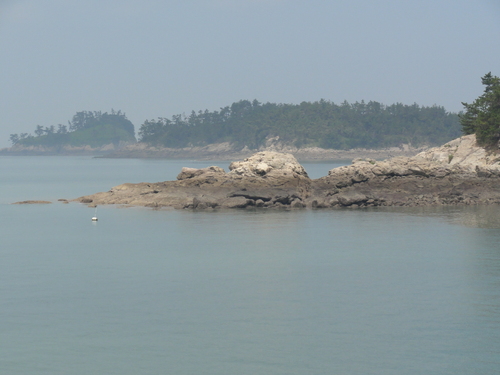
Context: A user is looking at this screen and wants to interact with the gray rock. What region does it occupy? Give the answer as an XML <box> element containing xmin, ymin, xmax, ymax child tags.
<box><xmin>12</xmin><ymin>200</ymin><xmax>52</xmax><ymax>204</ymax></box>
<box><xmin>223</xmin><ymin>196</ymin><xmax>253</xmax><ymax>208</ymax></box>
<box><xmin>337</xmin><ymin>193</ymin><xmax>368</xmax><ymax>206</ymax></box>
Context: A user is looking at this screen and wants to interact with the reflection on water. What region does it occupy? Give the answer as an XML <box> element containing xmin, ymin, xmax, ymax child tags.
<box><xmin>447</xmin><ymin>205</ymin><xmax>500</xmax><ymax>228</ymax></box>
<box><xmin>370</xmin><ymin>205</ymin><xmax>500</xmax><ymax>229</ymax></box>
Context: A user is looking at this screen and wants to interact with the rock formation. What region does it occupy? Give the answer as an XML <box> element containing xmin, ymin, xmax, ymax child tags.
<box><xmin>311</xmin><ymin>135</ymin><xmax>500</xmax><ymax>208</ymax></box>
<box><xmin>12</xmin><ymin>200</ymin><xmax>52</xmax><ymax>204</ymax></box>
<box><xmin>76</xmin><ymin>151</ymin><xmax>311</xmax><ymax>209</ymax></box>
<box><xmin>74</xmin><ymin>135</ymin><xmax>500</xmax><ymax>209</ymax></box>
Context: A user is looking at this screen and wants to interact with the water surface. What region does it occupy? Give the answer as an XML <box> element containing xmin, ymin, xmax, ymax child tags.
<box><xmin>1</xmin><ymin>156</ymin><xmax>499</xmax><ymax>375</ymax></box>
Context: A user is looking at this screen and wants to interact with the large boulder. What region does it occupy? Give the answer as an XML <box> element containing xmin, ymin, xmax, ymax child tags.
<box><xmin>228</xmin><ymin>151</ymin><xmax>309</xmax><ymax>178</ymax></box>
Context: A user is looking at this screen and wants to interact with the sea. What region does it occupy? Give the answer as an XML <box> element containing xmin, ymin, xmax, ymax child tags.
<box><xmin>1</xmin><ymin>156</ymin><xmax>500</xmax><ymax>375</ymax></box>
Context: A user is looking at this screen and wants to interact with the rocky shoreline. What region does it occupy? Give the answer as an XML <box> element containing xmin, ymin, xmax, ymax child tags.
<box><xmin>0</xmin><ymin>143</ymin><xmax>127</xmax><ymax>156</ymax></box>
<box><xmin>73</xmin><ymin>135</ymin><xmax>500</xmax><ymax>210</ymax></box>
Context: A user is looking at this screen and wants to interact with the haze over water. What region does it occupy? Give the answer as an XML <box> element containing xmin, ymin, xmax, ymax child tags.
<box><xmin>1</xmin><ymin>156</ymin><xmax>500</xmax><ymax>374</ymax></box>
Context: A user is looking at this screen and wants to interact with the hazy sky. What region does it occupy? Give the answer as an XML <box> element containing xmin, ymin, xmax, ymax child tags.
<box><xmin>1</xmin><ymin>0</ymin><xmax>499</xmax><ymax>147</ymax></box>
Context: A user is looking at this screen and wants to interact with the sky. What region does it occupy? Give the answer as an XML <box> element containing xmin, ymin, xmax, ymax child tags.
<box><xmin>0</xmin><ymin>0</ymin><xmax>499</xmax><ymax>148</ymax></box>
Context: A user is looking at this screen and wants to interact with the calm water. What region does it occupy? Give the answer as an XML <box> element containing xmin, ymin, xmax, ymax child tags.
<box><xmin>1</xmin><ymin>156</ymin><xmax>500</xmax><ymax>375</ymax></box>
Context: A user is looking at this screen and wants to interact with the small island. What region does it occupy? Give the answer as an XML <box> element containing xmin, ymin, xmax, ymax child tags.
<box><xmin>2</xmin><ymin>110</ymin><xmax>136</xmax><ymax>155</ymax></box>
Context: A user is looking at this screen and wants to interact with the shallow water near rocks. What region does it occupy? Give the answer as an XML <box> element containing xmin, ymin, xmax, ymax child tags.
<box><xmin>1</xmin><ymin>156</ymin><xmax>500</xmax><ymax>375</ymax></box>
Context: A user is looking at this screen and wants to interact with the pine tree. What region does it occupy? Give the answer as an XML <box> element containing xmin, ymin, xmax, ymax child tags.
<box><xmin>460</xmin><ymin>72</ymin><xmax>500</xmax><ymax>146</ymax></box>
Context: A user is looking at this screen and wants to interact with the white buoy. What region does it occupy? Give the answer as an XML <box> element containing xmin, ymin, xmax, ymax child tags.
<box><xmin>92</xmin><ymin>206</ymin><xmax>98</xmax><ymax>221</ymax></box>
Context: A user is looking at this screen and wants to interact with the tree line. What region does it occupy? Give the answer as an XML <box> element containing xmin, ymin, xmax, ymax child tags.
<box><xmin>9</xmin><ymin>100</ymin><xmax>465</xmax><ymax>151</ymax></box>
<box><xmin>138</xmin><ymin>100</ymin><xmax>461</xmax><ymax>150</ymax></box>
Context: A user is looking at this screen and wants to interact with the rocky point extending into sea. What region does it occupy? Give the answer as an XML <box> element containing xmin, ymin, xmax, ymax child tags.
<box><xmin>74</xmin><ymin>135</ymin><xmax>500</xmax><ymax>209</ymax></box>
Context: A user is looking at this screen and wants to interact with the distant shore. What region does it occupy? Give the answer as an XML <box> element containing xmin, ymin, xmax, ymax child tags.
<box><xmin>0</xmin><ymin>142</ymin><xmax>428</xmax><ymax>161</ymax></box>
<box><xmin>0</xmin><ymin>143</ymin><xmax>122</xmax><ymax>157</ymax></box>
<box><xmin>100</xmin><ymin>142</ymin><xmax>428</xmax><ymax>161</ymax></box>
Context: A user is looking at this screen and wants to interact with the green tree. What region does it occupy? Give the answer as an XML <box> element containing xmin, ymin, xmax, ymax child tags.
<box><xmin>34</xmin><ymin>125</ymin><xmax>44</xmax><ymax>137</ymax></box>
<box><xmin>460</xmin><ymin>72</ymin><xmax>500</xmax><ymax>146</ymax></box>
<box><xmin>57</xmin><ymin>124</ymin><xmax>68</xmax><ymax>134</ymax></box>
<box><xmin>9</xmin><ymin>134</ymin><xmax>19</xmax><ymax>145</ymax></box>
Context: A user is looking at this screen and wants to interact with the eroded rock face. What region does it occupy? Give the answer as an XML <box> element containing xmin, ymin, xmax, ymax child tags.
<box><xmin>308</xmin><ymin>135</ymin><xmax>500</xmax><ymax>208</ymax></box>
<box><xmin>74</xmin><ymin>138</ymin><xmax>500</xmax><ymax>210</ymax></box>
<box><xmin>414</xmin><ymin>134</ymin><xmax>500</xmax><ymax>168</ymax></box>
<box><xmin>324</xmin><ymin>135</ymin><xmax>500</xmax><ymax>188</ymax></box>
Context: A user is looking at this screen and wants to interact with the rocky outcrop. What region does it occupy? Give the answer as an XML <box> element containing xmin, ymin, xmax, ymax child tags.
<box><xmin>75</xmin><ymin>151</ymin><xmax>311</xmax><ymax>209</ymax></box>
<box><xmin>310</xmin><ymin>135</ymin><xmax>500</xmax><ymax>208</ymax></box>
<box><xmin>13</xmin><ymin>200</ymin><xmax>52</xmax><ymax>204</ymax></box>
<box><xmin>74</xmin><ymin>135</ymin><xmax>500</xmax><ymax>209</ymax></box>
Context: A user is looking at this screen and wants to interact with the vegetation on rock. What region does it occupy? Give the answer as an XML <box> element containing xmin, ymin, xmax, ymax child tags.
<box><xmin>9</xmin><ymin>110</ymin><xmax>136</xmax><ymax>148</ymax></box>
<box><xmin>460</xmin><ymin>72</ymin><xmax>500</xmax><ymax>146</ymax></box>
